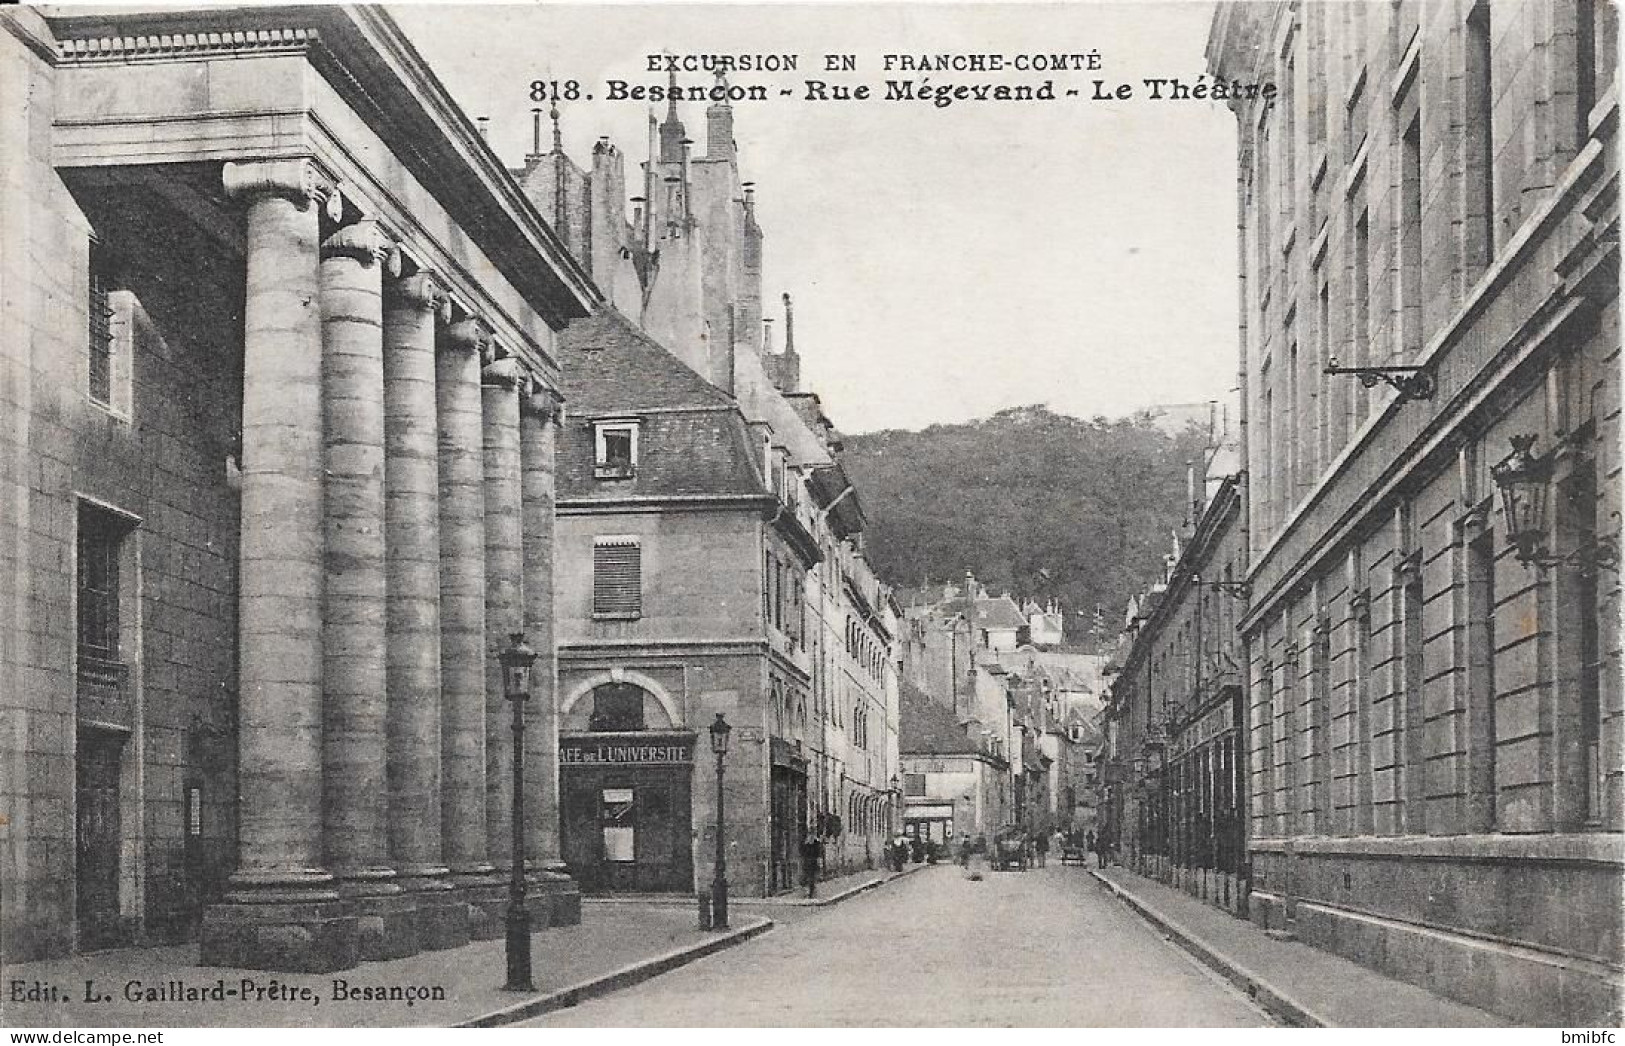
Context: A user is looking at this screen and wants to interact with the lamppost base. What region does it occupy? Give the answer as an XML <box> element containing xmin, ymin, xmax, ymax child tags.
<box><xmin>503</xmin><ymin>907</ymin><xmax>534</xmax><ymax>992</ymax></box>
<box><xmin>710</xmin><ymin>878</ymin><xmax>729</xmax><ymax>930</ymax></box>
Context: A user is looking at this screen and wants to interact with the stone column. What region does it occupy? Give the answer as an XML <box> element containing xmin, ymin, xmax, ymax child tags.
<box><xmin>201</xmin><ymin>158</ymin><xmax>357</xmax><ymax>974</ymax></box>
<box><xmin>438</xmin><ymin>317</ymin><xmax>505</xmax><ymax>939</ymax></box>
<box><xmin>520</xmin><ymin>383</ymin><xmax>581</xmax><ymax>925</ymax></box>
<box><xmin>381</xmin><ymin>270</ymin><xmax>467</xmax><ymax>951</ymax></box>
<box><xmin>318</xmin><ymin>220</ymin><xmax>415</xmax><ymax>961</ymax></box>
<box><xmin>481</xmin><ymin>355</ymin><xmax>529</xmax><ymax>919</ymax></box>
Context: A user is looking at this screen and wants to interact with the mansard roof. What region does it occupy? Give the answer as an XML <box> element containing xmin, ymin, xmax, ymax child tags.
<box><xmin>558</xmin><ymin>308</ymin><xmax>767</xmax><ymax>502</ymax></box>
<box><xmin>899</xmin><ymin>680</ymin><xmax>978</xmax><ymax>756</ymax></box>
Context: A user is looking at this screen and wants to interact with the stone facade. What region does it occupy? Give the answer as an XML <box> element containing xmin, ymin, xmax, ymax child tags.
<box><xmin>1209</xmin><ymin>0</ymin><xmax>1621</xmax><ymax>1023</ymax></box>
<box><xmin>1104</xmin><ymin>476</ymin><xmax>1249</xmax><ymax>916</ymax></box>
<box><xmin>0</xmin><ymin>6</ymin><xmax>594</xmax><ymax>970</ymax></box>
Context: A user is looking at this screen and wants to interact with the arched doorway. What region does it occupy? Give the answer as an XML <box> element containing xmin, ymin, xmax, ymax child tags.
<box><xmin>559</xmin><ymin>681</ymin><xmax>694</xmax><ymax>893</ymax></box>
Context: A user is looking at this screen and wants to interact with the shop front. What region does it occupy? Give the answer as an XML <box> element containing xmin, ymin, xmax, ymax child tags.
<box><xmin>1164</xmin><ymin>685</ymin><xmax>1247</xmax><ymax>914</ymax></box>
<box><xmin>559</xmin><ymin>728</ymin><xmax>695</xmax><ymax>894</ymax></box>
<box><xmin>903</xmin><ymin>802</ymin><xmax>955</xmax><ymax>847</ymax></box>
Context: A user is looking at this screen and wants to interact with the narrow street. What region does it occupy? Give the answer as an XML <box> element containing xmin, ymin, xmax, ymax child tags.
<box><xmin>530</xmin><ymin>865</ymin><xmax>1270</xmax><ymax>1027</ymax></box>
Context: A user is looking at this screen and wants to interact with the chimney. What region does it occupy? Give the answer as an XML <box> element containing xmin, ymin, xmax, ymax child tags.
<box><xmin>762</xmin><ymin>317</ymin><xmax>775</xmax><ymax>353</ymax></box>
<box><xmin>530</xmin><ymin>107</ymin><xmax>544</xmax><ymax>155</ymax></box>
<box><xmin>706</xmin><ymin>70</ymin><xmax>736</xmax><ymax>160</ymax></box>
<box><xmin>782</xmin><ymin>292</ymin><xmax>795</xmax><ymax>355</ymax></box>
<box><xmin>477</xmin><ymin>116</ymin><xmax>490</xmax><ymax>141</ymax></box>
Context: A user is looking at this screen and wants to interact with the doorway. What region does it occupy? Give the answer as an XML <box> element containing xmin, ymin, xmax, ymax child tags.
<box><xmin>76</xmin><ymin>728</ymin><xmax>126</xmax><ymax>950</ymax></box>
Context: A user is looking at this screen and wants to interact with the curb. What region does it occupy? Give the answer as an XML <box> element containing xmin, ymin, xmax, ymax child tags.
<box><xmin>742</xmin><ymin>861</ymin><xmax>933</xmax><ymax>908</ymax></box>
<box><xmin>457</xmin><ymin>916</ymin><xmax>775</xmax><ymax>1027</ymax></box>
<box><xmin>1087</xmin><ymin>870</ymin><xmax>1330</xmax><ymax>1028</ymax></box>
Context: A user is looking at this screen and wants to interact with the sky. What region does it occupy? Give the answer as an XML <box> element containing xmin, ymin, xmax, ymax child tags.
<box><xmin>392</xmin><ymin>2</ymin><xmax>1239</xmax><ymax>435</ymax></box>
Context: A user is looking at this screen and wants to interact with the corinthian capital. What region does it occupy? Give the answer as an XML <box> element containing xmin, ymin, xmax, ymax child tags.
<box><xmin>223</xmin><ymin>157</ymin><xmax>337</xmax><ymax>212</ymax></box>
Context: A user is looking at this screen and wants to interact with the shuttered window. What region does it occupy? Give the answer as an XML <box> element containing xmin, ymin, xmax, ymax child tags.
<box><xmin>593</xmin><ymin>537</ymin><xmax>641</xmax><ymax>618</ymax></box>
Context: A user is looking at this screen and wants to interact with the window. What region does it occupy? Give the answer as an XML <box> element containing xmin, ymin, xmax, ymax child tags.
<box><xmin>588</xmin><ymin>682</ymin><xmax>648</xmax><ymax>732</ymax></box>
<box><xmin>593</xmin><ymin>537</ymin><xmax>641</xmax><ymax>618</ymax></box>
<box><xmin>78</xmin><ymin>506</ymin><xmax>124</xmax><ymax>662</ymax></box>
<box><xmin>1464</xmin><ymin>0</ymin><xmax>1495</xmax><ymax>271</ymax></box>
<box><xmin>904</xmin><ymin>773</ymin><xmax>926</xmax><ymax>797</ymax></box>
<box><xmin>1346</xmin><ymin>66</ymin><xmax>1370</xmax><ymax>159</ymax></box>
<box><xmin>1576</xmin><ymin>0</ymin><xmax>1618</xmax><ymax>141</ymax></box>
<box><xmin>593</xmin><ymin>420</ymin><xmax>638</xmax><ymax>479</ymax></box>
<box><xmin>1399</xmin><ymin>117</ymin><xmax>1423</xmax><ymax>359</ymax></box>
<box><xmin>88</xmin><ymin>240</ymin><xmax>115</xmax><ymax>408</ymax></box>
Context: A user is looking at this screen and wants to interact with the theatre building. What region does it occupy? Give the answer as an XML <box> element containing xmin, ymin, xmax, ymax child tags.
<box><xmin>0</xmin><ymin>6</ymin><xmax>596</xmax><ymax>970</ymax></box>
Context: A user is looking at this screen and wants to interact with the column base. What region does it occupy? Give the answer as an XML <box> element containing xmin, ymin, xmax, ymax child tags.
<box><xmin>199</xmin><ymin>899</ymin><xmax>358</xmax><ymax>973</ymax></box>
<box><xmin>451</xmin><ymin>870</ymin><xmax>507</xmax><ymax>941</ymax></box>
<box><xmin>533</xmin><ymin>869</ymin><xmax>581</xmax><ymax>927</ymax></box>
<box><xmin>397</xmin><ymin>871</ymin><xmax>469</xmax><ymax>952</ymax></box>
<box><xmin>345</xmin><ymin>889</ymin><xmax>419</xmax><ymax>961</ymax></box>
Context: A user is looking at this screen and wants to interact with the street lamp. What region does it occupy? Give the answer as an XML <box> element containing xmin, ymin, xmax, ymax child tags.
<box><xmin>708</xmin><ymin>712</ymin><xmax>732</xmax><ymax>930</ymax></box>
<box><xmin>499</xmin><ymin>632</ymin><xmax>537</xmax><ymax>992</ymax></box>
<box><xmin>890</xmin><ymin>773</ymin><xmax>901</xmax><ymax>836</ymax></box>
<box><xmin>1489</xmin><ymin>434</ymin><xmax>1620</xmax><ymax>573</ymax></box>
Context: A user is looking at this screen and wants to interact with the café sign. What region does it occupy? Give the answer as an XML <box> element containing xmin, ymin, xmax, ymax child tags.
<box><xmin>560</xmin><ymin>734</ymin><xmax>694</xmax><ymax>766</ymax></box>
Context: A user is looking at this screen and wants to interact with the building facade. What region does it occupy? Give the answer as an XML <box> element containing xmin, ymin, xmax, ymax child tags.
<box><xmin>520</xmin><ymin>90</ymin><xmax>900</xmax><ymax>896</ymax></box>
<box><xmin>1210</xmin><ymin>0</ymin><xmax>1621</xmax><ymax>1023</ymax></box>
<box><xmin>1</xmin><ymin>6</ymin><xmax>596</xmax><ymax>970</ymax></box>
<box><xmin>1105</xmin><ymin>477</ymin><xmax>1249</xmax><ymax>915</ymax></box>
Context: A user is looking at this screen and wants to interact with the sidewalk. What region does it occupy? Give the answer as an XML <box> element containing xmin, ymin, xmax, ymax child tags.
<box><xmin>582</xmin><ymin>861</ymin><xmax>932</xmax><ymax>911</ymax></box>
<box><xmin>1</xmin><ymin>906</ymin><xmax>770</xmax><ymax>1028</ymax></box>
<box><xmin>1089</xmin><ymin>865</ymin><xmax>1510</xmax><ymax>1028</ymax></box>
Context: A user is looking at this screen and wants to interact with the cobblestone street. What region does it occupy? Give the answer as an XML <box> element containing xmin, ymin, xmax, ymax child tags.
<box><xmin>531</xmin><ymin>865</ymin><xmax>1270</xmax><ymax>1027</ymax></box>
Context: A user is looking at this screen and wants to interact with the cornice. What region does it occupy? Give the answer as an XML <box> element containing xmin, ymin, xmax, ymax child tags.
<box><xmin>56</xmin><ymin>26</ymin><xmax>319</xmax><ymax>63</ymax></box>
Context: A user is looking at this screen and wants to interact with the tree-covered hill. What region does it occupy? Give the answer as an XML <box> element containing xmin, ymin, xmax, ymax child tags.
<box><xmin>841</xmin><ymin>405</ymin><xmax>1211</xmax><ymax>646</ymax></box>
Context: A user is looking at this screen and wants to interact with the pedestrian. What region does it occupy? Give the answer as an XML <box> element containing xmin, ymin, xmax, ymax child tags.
<box><xmin>801</xmin><ymin>832</ymin><xmax>823</xmax><ymax>899</ymax></box>
<box><xmin>958</xmin><ymin>836</ymin><xmax>972</xmax><ymax>869</ymax></box>
<box><xmin>1035</xmin><ymin>829</ymin><xmax>1049</xmax><ymax>868</ymax></box>
<box><xmin>910</xmin><ymin>835</ymin><xmax>924</xmax><ymax>864</ymax></box>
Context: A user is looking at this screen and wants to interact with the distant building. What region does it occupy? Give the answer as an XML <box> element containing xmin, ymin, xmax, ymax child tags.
<box><xmin>900</xmin><ymin>681</ymin><xmax>1010</xmax><ymax>845</ymax></box>
<box><xmin>1210</xmin><ymin>0</ymin><xmax>1620</xmax><ymax>1024</ymax></box>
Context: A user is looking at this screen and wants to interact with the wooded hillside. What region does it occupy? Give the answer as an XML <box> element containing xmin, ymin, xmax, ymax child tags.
<box><xmin>842</xmin><ymin>405</ymin><xmax>1211</xmax><ymax>644</ymax></box>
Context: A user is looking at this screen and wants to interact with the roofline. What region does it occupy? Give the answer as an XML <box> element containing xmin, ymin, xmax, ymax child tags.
<box><xmin>44</xmin><ymin>4</ymin><xmax>601</xmax><ymax>327</ymax></box>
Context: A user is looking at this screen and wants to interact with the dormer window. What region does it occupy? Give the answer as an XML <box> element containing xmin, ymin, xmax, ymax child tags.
<box><xmin>593</xmin><ymin>419</ymin><xmax>638</xmax><ymax>479</ymax></box>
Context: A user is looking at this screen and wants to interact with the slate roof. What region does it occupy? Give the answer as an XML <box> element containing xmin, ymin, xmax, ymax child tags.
<box><xmin>558</xmin><ymin>308</ymin><xmax>768</xmax><ymax>502</ymax></box>
<box><xmin>899</xmin><ymin>679</ymin><xmax>978</xmax><ymax>755</ymax></box>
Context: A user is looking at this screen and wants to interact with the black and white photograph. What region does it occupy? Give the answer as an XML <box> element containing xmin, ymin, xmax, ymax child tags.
<box><xmin>0</xmin><ymin>0</ymin><xmax>1620</xmax><ymax>1031</ymax></box>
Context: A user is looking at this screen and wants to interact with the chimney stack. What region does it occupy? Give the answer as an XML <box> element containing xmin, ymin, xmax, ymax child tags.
<box><xmin>531</xmin><ymin>107</ymin><xmax>543</xmax><ymax>154</ymax></box>
<box><xmin>477</xmin><ymin>115</ymin><xmax>490</xmax><ymax>141</ymax></box>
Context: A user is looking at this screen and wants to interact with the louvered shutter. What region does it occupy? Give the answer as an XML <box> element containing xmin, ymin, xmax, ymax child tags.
<box><xmin>593</xmin><ymin>538</ymin><xmax>641</xmax><ymax>617</ymax></box>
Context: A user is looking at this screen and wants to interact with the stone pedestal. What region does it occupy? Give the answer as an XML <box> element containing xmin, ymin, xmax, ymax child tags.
<box><xmin>455</xmin><ymin>876</ymin><xmax>509</xmax><ymax>941</ymax></box>
<box><xmin>200</xmin><ymin>897</ymin><xmax>358</xmax><ymax>974</ymax></box>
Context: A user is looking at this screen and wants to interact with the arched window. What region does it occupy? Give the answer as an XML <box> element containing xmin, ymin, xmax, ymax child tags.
<box><xmin>587</xmin><ymin>682</ymin><xmax>648</xmax><ymax>732</ymax></box>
